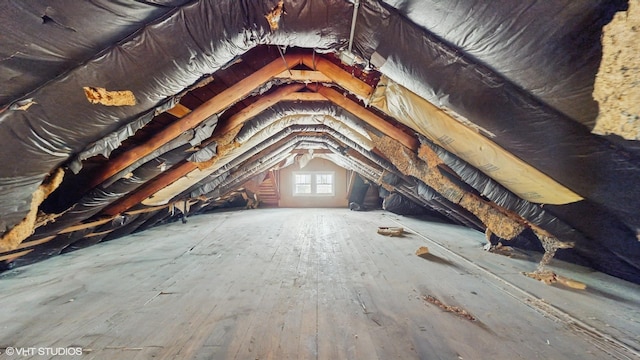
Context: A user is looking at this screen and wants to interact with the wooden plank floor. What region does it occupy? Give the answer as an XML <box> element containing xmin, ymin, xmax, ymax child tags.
<box><xmin>0</xmin><ymin>208</ymin><xmax>638</xmax><ymax>359</ymax></box>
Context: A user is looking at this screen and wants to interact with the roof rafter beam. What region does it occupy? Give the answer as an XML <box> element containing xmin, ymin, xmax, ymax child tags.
<box><xmin>98</xmin><ymin>87</ymin><xmax>417</xmax><ymax>216</ymax></box>
<box><xmin>86</xmin><ymin>54</ymin><xmax>304</xmax><ymax>190</ymax></box>
<box><xmin>308</xmin><ymin>84</ymin><xmax>419</xmax><ymax>150</ymax></box>
<box><xmin>300</xmin><ymin>54</ymin><xmax>373</xmax><ymax>99</ymax></box>
<box><xmin>101</xmin><ymin>161</ymin><xmax>197</xmax><ymax>216</ymax></box>
<box><xmin>66</xmin><ymin>52</ymin><xmax>417</xmax><ymax>226</ymax></box>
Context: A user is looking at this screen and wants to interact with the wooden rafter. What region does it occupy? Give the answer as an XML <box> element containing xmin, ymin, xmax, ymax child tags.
<box><xmin>0</xmin><ymin>249</ymin><xmax>33</xmax><ymax>262</ymax></box>
<box><xmin>101</xmin><ymin>161</ymin><xmax>198</xmax><ymax>216</ymax></box>
<box><xmin>69</xmin><ymin>52</ymin><xmax>417</xmax><ymax>226</ymax></box>
<box><xmin>213</xmin><ymin>84</ymin><xmax>305</xmax><ymax>137</ymax></box>
<box><xmin>300</xmin><ymin>54</ymin><xmax>373</xmax><ymax>99</ymax></box>
<box><xmin>95</xmin><ymin>86</ymin><xmax>417</xmax><ymax>216</ymax></box>
<box><xmin>308</xmin><ymin>84</ymin><xmax>419</xmax><ymax>150</ymax></box>
<box><xmin>86</xmin><ymin>54</ymin><xmax>303</xmax><ymax>190</ymax></box>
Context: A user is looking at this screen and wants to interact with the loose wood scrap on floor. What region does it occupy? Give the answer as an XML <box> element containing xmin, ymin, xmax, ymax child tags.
<box><xmin>377</xmin><ymin>226</ymin><xmax>404</xmax><ymax>236</ymax></box>
<box><xmin>523</xmin><ymin>271</ymin><xmax>587</xmax><ymax>290</ymax></box>
<box><xmin>422</xmin><ymin>295</ymin><xmax>476</xmax><ymax>322</ymax></box>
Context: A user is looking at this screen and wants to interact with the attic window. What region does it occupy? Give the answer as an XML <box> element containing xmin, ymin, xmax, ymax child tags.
<box><xmin>293</xmin><ymin>172</ymin><xmax>334</xmax><ymax>196</ymax></box>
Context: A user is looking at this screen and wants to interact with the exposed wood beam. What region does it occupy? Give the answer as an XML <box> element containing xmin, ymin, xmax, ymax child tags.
<box><xmin>213</xmin><ymin>84</ymin><xmax>305</xmax><ymax>137</ymax></box>
<box><xmin>274</xmin><ymin>70</ymin><xmax>332</xmax><ymax>83</ymax></box>
<box><xmin>300</xmin><ymin>54</ymin><xmax>373</xmax><ymax>99</ymax></box>
<box><xmin>280</xmin><ymin>92</ymin><xmax>327</xmax><ymax>102</ymax></box>
<box><xmin>84</xmin><ymin>229</ymin><xmax>114</xmax><ymax>238</ymax></box>
<box><xmin>0</xmin><ymin>249</ymin><xmax>33</xmax><ymax>262</ymax></box>
<box><xmin>101</xmin><ymin>161</ymin><xmax>198</xmax><ymax>216</ymax></box>
<box><xmin>86</xmin><ymin>54</ymin><xmax>303</xmax><ymax>190</ymax></box>
<box><xmin>82</xmin><ymin>54</ymin><xmax>409</xmax><ymax>218</ymax></box>
<box><xmin>309</xmin><ymin>84</ymin><xmax>419</xmax><ymax>150</ymax></box>
<box><xmin>166</xmin><ymin>103</ymin><xmax>192</xmax><ymax>118</ymax></box>
<box><xmin>59</xmin><ymin>217</ymin><xmax>115</xmax><ymax>234</ymax></box>
<box><xmin>15</xmin><ymin>235</ymin><xmax>57</xmax><ymax>250</ymax></box>
<box><xmin>124</xmin><ymin>205</ymin><xmax>168</xmax><ymax>216</ymax></box>
<box><xmin>98</xmin><ymin>87</ymin><xmax>416</xmax><ymax>216</ymax></box>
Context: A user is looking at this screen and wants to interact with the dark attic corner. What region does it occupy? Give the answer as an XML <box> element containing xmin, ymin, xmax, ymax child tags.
<box><xmin>0</xmin><ymin>0</ymin><xmax>639</xmax><ymax>359</ymax></box>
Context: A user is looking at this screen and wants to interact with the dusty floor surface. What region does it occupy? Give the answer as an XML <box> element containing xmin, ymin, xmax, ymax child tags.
<box><xmin>0</xmin><ymin>208</ymin><xmax>638</xmax><ymax>359</ymax></box>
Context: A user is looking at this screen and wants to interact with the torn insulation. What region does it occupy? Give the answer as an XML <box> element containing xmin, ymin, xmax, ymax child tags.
<box><xmin>592</xmin><ymin>1</ymin><xmax>640</xmax><ymax>140</ymax></box>
<box><xmin>0</xmin><ymin>168</ymin><xmax>64</xmax><ymax>251</ymax></box>
<box><xmin>83</xmin><ymin>87</ymin><xmax>136</xmax><ymax>106</ymax></box>
<box><xmin>265</xmin><ymin>0</ymin><xmax>285</xmax><ymax>31</ymax></box>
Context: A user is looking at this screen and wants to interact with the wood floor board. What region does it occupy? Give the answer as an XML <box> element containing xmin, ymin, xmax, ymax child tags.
<box><xmin>0</xmin><ymin>208</ymin><xmax>637</xmax><ymax>359</ymax></box>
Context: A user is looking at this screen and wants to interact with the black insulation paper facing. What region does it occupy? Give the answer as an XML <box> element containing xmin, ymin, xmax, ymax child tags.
<box><xmin>0</xmin><ymin>0</ymin><xmax>638</xmax><ymax>284</ymax></box>
<box><xmin>0</xmin><ymin>0</ymin><xmax>350</xmax><ymax>235</ymax></box>
<box><xmin>363</xmin><ymin>0</ymin><xmax>640</xmax><ymax>234</ymax></box>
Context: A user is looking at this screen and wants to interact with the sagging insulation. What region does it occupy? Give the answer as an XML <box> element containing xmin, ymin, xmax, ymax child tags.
<box><xmin>372</xmin><ymin>133</ymin><xmax>523</xmax><ymax>240</ymax></box>
<box><xmin>371</xmin><ymin>133</ymin><xmax>574</xmax><ymax>265</ymax></box>
<box><xmin>371</xmin><ymin>77</ymin><xmax>583</xmax><ymax>205</ymax></box>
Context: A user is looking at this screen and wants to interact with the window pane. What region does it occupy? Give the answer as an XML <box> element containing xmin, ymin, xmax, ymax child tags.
<box><xmin>295</xmin><ymin>174</ymin><xmax>311</xmax><ymax>184</ymax></box>
<box><xmin>295</xmin><ymin>184</ymin><xmax>312</xmax><ymax>194</ymax></box>
<box><xmin>316</xmin><ymin>174</ymin><xmax>333</xmax><ymax>185</ymax></box>
<box><xmin>316</xmin><ymin>184</ymin><xmax>333</xmax><ymax>194</ymax></box>
<box><xmin>316</xmin><ymin>173</ymin><xmax>333</xmax><ymax>194</ymax></box>
<box><xmin>294</xmin><ymin>172</ymin><xmax>333</xmax><ymax>195</ymax></box>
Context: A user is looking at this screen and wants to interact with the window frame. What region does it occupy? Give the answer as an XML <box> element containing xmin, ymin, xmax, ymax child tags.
<box><xmin>292</xmin><ymin>171</ymin><xmax>335</xmax><ymax>197</ymax></box>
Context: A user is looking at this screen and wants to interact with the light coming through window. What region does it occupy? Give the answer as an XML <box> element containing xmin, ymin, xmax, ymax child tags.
<box><xmin>293</xmin><ymin>172</ymin><xmax>334</xmax><ymax>196</ymax></box>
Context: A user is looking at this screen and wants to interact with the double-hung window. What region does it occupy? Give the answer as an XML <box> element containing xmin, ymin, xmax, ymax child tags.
<box><xmin>293</xmin><ymin>172</ymin><xmax>334</xmax><ymax>196</ymax></box>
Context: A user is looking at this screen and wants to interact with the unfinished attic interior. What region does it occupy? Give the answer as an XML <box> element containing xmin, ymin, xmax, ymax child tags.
<box><xmin>1</xmin><ymin>0</ymin><xmax>639</xmax><ymax>358</ymax></box>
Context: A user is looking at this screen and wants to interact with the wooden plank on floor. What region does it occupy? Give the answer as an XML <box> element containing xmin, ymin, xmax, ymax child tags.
<box><xmin>0</xmin><ymin>209</ymin><xmax>637</xmax><ymax>360</ymax></box>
